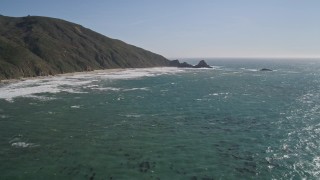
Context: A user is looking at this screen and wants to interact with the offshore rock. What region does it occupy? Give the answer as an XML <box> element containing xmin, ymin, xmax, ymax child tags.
<box><xmin>139</xmin><ymin>161</ymin><xmax>151</xmax><ymax>173</ymax></box>
<box><xmin>169</xmin><ymin>59</ymin><xmax>212</xmax><ymax>68</ymax></box>
<box><xmin>260</xmin><ymin>68</ymin><xmax>273</xmax><ymax>71</ymax></box>
<box><xmin>194</xmin><ymin>60</ymin><xmax>212</xmax><ymax>68</ymax></box>
<box><xmin>169</xmin><ymin>60</ymin><xmax>193</xmax><ymax>68</ymax></box>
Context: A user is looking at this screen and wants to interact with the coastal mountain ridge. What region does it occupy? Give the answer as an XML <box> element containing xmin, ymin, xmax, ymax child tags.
<box><xmin>0</xmin><ymin>15</ymin><xmax>171</xmax><ymax>80</ymax></box>
<box><xmin>0</xmin><ymin>15</ymin><xmax>210</xmax><ymax>80</ymax></box>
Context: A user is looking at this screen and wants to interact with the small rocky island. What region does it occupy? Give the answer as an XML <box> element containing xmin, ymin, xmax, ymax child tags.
<box><xmin>169</xmin><ymin>59</ymin><xmax>212</xmax><ymax>68</ymax></box>
<box><xmin>194</xmin><ymin>60</ymin><xmax>212</xmax><ymax>68</ymax></box>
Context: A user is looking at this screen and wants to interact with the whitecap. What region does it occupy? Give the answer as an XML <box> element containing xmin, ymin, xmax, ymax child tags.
<box><xmin>22</xmin><ymin>95</ymin><xmax>57</xmax><ymax>101</ymax></box>
<box><xmin>0</xmin><ymin>115</ymin><xmax>8</xmax><ymax>119</ymax></box>
<box><xmin>240</xmin><ymin>68</ymin><xmax>258</xmax><ymax>72</ymax></box>
<box><xmin>210</xmin><ymin>66</ymin><xmax>222</xmax><ymax>69</ymax></box>
<box><xmin>268</xmin><ymin>165</ymin><xmax>274</xmax><ymax>169</ymax></box>
<box><xmin>92</xmin><ymin>87</ymin><xmax>149</xmax><ymax>92</ymax></box>
<box><xmin>122</xmin><ymin>114</ymin><xmax>141</xmax><ymax>118</ymax></box>
<box><xmin>11</xmin><ymin>142</ymin><xmax>39</xmax><ymax>148</ymax></box>
<box><xmin>209</xmin><ymin>92</ymin><xmax>230</xmax><ymax>96</ymax></box>
<box><xmin>123</xmin><ymin>87</ymin><xmax>149</xmax><ymax>91</ymax></box>
<box><xmin>283</xmin><ymin>155</ymin><xmax>289</xmax><ymax>158</ymax></box>
<box><xmin>70</xmin><ymin>105</ymin><xmax>81</xmax><ymax>109</ymax></box>
<box><xmin>91</xmin><ymin>87</ymin><xmax>121</xmax><ymax>91</ymax></box>
<box><xmin>9</xmin><ymin>135</ymin><xmax>39</xmax><ymax>148</ymax></box>
<box><xmin>86</xmin><ymin>85</ymin><xmax>99</xmax><ymax>88</ymax></box>
<box><xmin>313</xmin><ymin>156</ymin><xmax>320</xmax><ymax>168</ymax></box>
<box><xmin>99</xmin><ymin>67</ymin><xmax>184</xmax><ymax>80</ymax></box>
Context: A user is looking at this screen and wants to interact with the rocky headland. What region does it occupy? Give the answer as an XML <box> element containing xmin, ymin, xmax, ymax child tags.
<box><xmin>0</xmin><ymin>15</ymin><xmax>212</xmax><ymax>80</ymax></box>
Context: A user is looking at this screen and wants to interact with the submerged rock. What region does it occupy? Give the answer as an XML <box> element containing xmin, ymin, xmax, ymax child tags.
<box><xmin>260</xmin><ymin>68</ymin><xmax>273</xmax><ymax>71</ymax></box>
<box><xmin>139</xmin><ymin>161</ymin><xmax>151</xmax><ymax>172</ymax></box>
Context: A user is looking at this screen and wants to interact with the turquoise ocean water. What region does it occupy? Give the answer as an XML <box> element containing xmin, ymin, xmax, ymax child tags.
<box><xmin>0</xmin><ymin>59</ymin><xmax>320</xmax><ymax>179</ymax></box>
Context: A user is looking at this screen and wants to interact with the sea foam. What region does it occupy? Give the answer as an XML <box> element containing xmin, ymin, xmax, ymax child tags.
<box><xmin>0</xmin><ymin>67</ymin><xmax>184</xmax><ymax>101</ymax></box>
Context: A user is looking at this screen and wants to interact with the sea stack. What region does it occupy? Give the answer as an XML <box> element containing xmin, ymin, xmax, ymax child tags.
<box><xmin>194</xmin><ymin>60</ymin><xmax>212</xmax><ymax>68</ymax></box>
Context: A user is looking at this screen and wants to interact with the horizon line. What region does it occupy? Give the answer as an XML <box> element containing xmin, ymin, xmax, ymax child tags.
<box><xmin>167</xmin><ymin>56</ymin><xmax>320</xmax><ymax>60</ymax></box>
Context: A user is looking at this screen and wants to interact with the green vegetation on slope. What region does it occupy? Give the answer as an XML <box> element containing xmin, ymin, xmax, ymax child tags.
<box><xmin>0</xmin><ymin>15</ymin><xmax>170</xmax><ymax>80</ymax></box>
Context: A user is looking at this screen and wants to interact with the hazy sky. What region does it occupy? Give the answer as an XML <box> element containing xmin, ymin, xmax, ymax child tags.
<box><xmin>1</xmin><ymin>0</ymin><xmax>320</xmax><ymax>59</ymax></box>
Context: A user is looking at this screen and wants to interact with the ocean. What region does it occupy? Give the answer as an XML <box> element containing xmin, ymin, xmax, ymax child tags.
<box><xmin>0</xmin><ymin>59</ymin><xmax>320</xmax><ymax>179</ymax></box>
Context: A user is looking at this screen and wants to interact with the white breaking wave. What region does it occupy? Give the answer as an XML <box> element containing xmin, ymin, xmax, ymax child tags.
<box><xmin>99</xmin><ymin>67</ymin><xmax>185</xmax><ymax>79</ymax></box>
<box><xmin>0</xmin><ymin>115</ymin><xmax>8</xmax><ymax>118</ymax></box>
<box><xmin>240</xmin><ymin>68</ymin><xmax>259</xmax><ymax>72</ymax></box>
<box><xmin>70</xmin><ymin>105</ymin><xmax>81</xmax><ymax>109</ymax></box>
<box><xmin>0</xmin><ymin>77</ymin><xmax>89</xmax><ymax>102</ymax></box>
<box><xmin>209</xmin><ymin>92</ymin><xmax>230</xmax><ymax>96</ymax></box>
<box><xmin>9</xmin><ymin>135</ymin><xmax>39</xmax><ymax>148</ymax></box>
<box><xmin>122</xmin><ymin>87</ymin><xmax>149</xmax><ymax>91</ymax></box>
<box><xmin>0</xmin><ymin>67</ymin><xmax>184</xmax><ymax>102</ymax></box>
<box><xmin>11</xmin><ymin>142</ymin><xmax>39</xmax><ymax>148</ymax></box>
<box><xmin>91</xmin><ymin>87</ymin><xmax>122</xmax><ymax>91</ymax></box>
<box><xmin>120</xmin><ymin>114</ymin><xmax>142</xmax><ymax>118</ymax></box>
